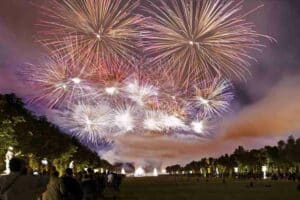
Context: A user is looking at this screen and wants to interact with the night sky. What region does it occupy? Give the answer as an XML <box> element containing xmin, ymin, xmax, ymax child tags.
<box><xmin>1</xmin><ymin>0</ymin><xmax>300</xmax><ymax>167</ymax></box>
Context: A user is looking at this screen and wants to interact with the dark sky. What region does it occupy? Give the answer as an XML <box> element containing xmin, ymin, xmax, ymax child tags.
<box><xmin>1</xmin><ymin>0</ymin><xmax>300</xmax><ymax>165</ymax></box>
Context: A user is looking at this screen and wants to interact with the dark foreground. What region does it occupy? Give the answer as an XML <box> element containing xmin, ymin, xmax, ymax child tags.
<box><xmin>104</xmin><ymin>176</ymin><xmax>300</xmax><ymax>200</ymax></box>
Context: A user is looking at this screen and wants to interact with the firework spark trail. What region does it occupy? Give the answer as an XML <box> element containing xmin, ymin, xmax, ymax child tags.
<box><xmin>38</xmin><ymin>0</ymin><xmax>143</xmax><ymax>63</ymax></box>
<box><xmin>142</xmin><ymin>0</ymin><xmax>273</xmax><ymax>85</ymax></box>
<box><xmin>191</xmin><ymin>78</ymin><xmax>234</xmax><ymax>116</ymax></box>
<box><xmin>58</xmin><ymin>102</ymin><xmax>114</xmax><ymax>144</ymax></box>
<box><xmin>21</xmin><ymin>53</ymin><xmax>97</xmax><ymax>109</ymax></box>
<box><xmin>190</xmin><ymin>114</ymin><xmax>213</xmax><ymax>137</ymax></box>
<box><xmin>123</xmin><ymin>78</ymin><xmax>159</xmax><ymax>107</ymax></box>
<box><xmin>112</xmin><ymin>104</ymin><xmax>140</xmax><ymax>134</ymax></box>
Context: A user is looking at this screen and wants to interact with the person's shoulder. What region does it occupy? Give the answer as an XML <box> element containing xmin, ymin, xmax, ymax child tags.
<box><xmin>0</xmin><ymin>174</ymin><xmax>9</xmax><ymax>182</ymax></box>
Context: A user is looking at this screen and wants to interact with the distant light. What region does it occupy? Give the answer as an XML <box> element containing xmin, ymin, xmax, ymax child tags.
<box><xmin>41</xmin><ymin>158</ymin><xmax>48</xmax><ymax>166</ymax></box>
<box><xmin>134</xmin><ymin>167</ymin><xmax>145</xmax><ymax>177</ymax></box>
<box><xmin>189</xmin><ymin>40</ymin><xmax>194</xmax><ymax>45</ymax></box>
<box><xmin>94</xmin><ymin>169</ymin><xmax>99</xmax><ymax>173</ymax></box>
<box><xmin>72</xmin><ymin>77</ymin><xmax>81</xmax><ymax>84</ymax></box>
<box><xmin>234</xmin><ymin>167</ymin><xmax>238</xmax><ymax>173</ymax></box>
<box><xmin>216</xmin><ymin>167</ymin><xmax>219</xmax><ymax>175</ymax></box>
<box><xmin>33</xmin><ymin>172</ymin><xmax>39</xmax><ymax>176</ymax></box>
<box><xmin>262</xmin><ymin>165</ymin><xmax>267</xmax><ymax>179</ymax></box>
<box><xmin>161</xmin><ymin>168</ymin><xmax>167</xmax><ymax>174</ymax></box>
<box><xmin>121</xmin><ymin>168</ymin><xmax>126</xmax><ymax>175</ymax></box>
<box><xmin>153</xmin><ymin>168</ymin><xmax>158</xmax><ymax>176</ymax></box>
<box><xmin>105</xmin><ymin>87</ymin><xmax>118</xmax><ymax>95</ymax></box>
<box><xmin>69</xmin><ymin>161</ymin><xmax>74</xmax><ymax>169</ymax></box>
<box><xmin>189</xmin><ymin>170</ymin><xmax>193</xmax><ymax>174</ymax></box>
<box><xmin>100</xmin><ymin>168</ymin><xmax>104</xmax><ymax>173</ymax></box>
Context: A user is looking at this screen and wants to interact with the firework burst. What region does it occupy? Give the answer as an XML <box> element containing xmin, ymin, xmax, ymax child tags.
<box><xmin>21</xmin><ymin>53</ymin><xmax>97</xmax><ymax>109</ymax></box>
<box><xmin>38</xmin><ymin>0</ymin><xmax>143</xmax><ymax>63</ymax></box>
<box><xmin>143</xmin><ymin>0</ymin><xmax>272</xmax><ymax>84</ymax></box>
<box><xmin>111</xmin><ymin>104</ymin><xmax>140</xmax><ymax>135</ymax></box>
<box><xmin>123</xmin><ymin>77</ymin><xmax>159</xmax><ymax>107</ymax></box>
<box><xmin>59</xmin><ymin>102</ymin><xmax>113</xmax><ymax>143</ymax></box>
<box><xmin>188</xmin><ymin>113</ymin><xmax>213</xmax><ymax>137</ymax></box>
<box><xmin>191</xmin><ymin>78</ymin><xmax>234</xmax><ymax>116</ymax></box>
<box><xmin>17</xmin><ymin>0</ymin><xmax>271</xmax><ymax>144</ymax></box>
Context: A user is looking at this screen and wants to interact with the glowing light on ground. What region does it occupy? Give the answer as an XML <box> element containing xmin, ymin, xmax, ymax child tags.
<box><xmin>153</xmin><ymin>168</ymin><xmax>158</xmax><ymax>176</ymax></box>
<box><xmin>134</xmin><ymin>167</ymin><xmax>145</xmax><ymax>177</ymax></box>
<box><xmin>121</xmin><ymin>168</ymin><xmax>126</xmax><ymax>175</ymax></box>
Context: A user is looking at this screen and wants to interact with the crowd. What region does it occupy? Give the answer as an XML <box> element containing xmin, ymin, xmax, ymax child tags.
<box><xmin>0</xmin><ymin>158</ymin><xmax>123</xmax><ymax>200</ymax></box>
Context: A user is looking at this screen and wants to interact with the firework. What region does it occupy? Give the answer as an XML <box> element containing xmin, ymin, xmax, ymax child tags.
<box><xmin>18</xmin><ymin>0</ymin><xmax>269</xmax><ymax>143</ymax></box>
<box><xmin>38</xmin><ymin>0</ymin><xmax>142</xmax><ymax>63</ymax></box>
<box><xmin>60</xmin><ymin>102</ymin><xmax>113</xmax><ymax>143</ymax></box>
<box><xmin>143</xmin><ymin>0</ymin><xmax>272</xmax><ymax>83</ymax></box>
<box><xmin>191</xmin><ymin>78</ymin><xmax>234</xmax><ymax>116</ymax></box>
<box><xmin>21</xmin><ymin>53</ymin><xmax>97</xmax><ymax>108</ymax></box>
<box><xmin>112</xmin><ymin>104</ymin><xmax>139</xmax><ymax>134</ymax></box>
<box><xmin>160</xmin><ymin>113</ymin><xmax>187</xmax><ymax>131</ymax></box>
<box><xmin>143</xmin><ymin>111</ymin><xmax>164</xmax><ymax>131</ymax></box>
<box><xmin>123</xmin><ymin>78</ymin><xmax>159</xmax><ymax>107</ymax></box>
<box><xmin>189</xmin><ymin>114</ymin><xmax>213</xmax><ymax>136</ymax></box>
<box><xmin>91</xmin><ymin>60</ymin><xmax>135</xmax><ymax>99</ymax></box>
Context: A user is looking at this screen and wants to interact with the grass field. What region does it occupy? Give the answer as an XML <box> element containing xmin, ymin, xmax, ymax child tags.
<box><xmin>104</xmin><ymin>176</ymin><xmax>300</xmax><ymax>200</ymax></box>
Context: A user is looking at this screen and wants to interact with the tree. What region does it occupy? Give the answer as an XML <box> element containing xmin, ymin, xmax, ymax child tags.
<box><xmin>0</xmin><ymin>93</ymin><xmax>111</xmax><ymax>172</ymax></box>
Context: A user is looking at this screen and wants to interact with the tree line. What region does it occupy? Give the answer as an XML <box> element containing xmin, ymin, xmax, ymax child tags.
<box><xmin>0</xmin><ymin>94</ymin><xmax>112</xmax><ymax>174</ymax></box>
<box><xmin>166</xmin><ymin>136</ymin><xmax>300</xmax><ymax>178</ymax></box>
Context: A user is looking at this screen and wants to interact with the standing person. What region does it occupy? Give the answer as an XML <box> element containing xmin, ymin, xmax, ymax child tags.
<box><xmin>61</xmin><ymin>168</ymin><xmax>83</xmax><ymax>200</ymax></box>
<box><xmin>81</xmin><ymin>174</ymin><xmax>97</xmax><ymax>200</ymax></box>
<box><xmin>96</xmin><ymin>173</ymin><xmax>106</xmax><ymax>198</ymax></box>
<box><xmin>0</xmin><ymin>158</ymin><xmax>47</xmax><ymax>200</ymax></box>
<box><xmin>43</xmin><ymin>171</ymin><xmax>64</xmax><ymax>200</ymax></box>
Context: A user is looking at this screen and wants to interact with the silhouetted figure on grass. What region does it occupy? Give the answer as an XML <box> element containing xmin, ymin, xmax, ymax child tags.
<box><xmin>61</xmin><ymin>168</ymin><xmax>82</xmax><ymax>200</ymax></box>
<box><xmin>0</xmin><ymin>158</ymin><xmax>47</xmax><ymax>200</ymax></box>
<box><xmin>82</xmin><ymin>174</ymin><xmax>97</xmax><ymax>200</ymax></box>
<box><xmin>43</xmin><ymin>171</ymin><xmax>64</xmax><ymax>200</ymax></box>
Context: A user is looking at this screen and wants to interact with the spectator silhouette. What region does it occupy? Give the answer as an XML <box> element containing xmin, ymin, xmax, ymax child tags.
<box><xmin>61</xmin><ymin>168</ymin><xmax>83</xmax><ymax>200</ymax></box>
<box><xmin>82</xmin><ymin>174</ymin><xmax>97</xmax><ymax>200</ymax></box>
<box><xmin>0</xmin><ymin>158</ymin><xmax>47</xmax><ymax>200</ymax></box>
<box><xmin>43</xmin><ymin>170</ymin><xmax>64</xmax><ymax>200</ymax></box>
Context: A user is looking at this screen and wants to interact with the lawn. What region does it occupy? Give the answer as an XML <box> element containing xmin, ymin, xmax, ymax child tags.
<box><xmin>105</xmin><ymin>176</ymin><xmax>300</xmax><ymax>200</ymax></box>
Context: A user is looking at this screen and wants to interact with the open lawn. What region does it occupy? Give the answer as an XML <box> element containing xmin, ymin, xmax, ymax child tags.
<box><xmin>105</xmin><ymin>176</ymin><xmax>300</xmax><ymax>200</ymax></box>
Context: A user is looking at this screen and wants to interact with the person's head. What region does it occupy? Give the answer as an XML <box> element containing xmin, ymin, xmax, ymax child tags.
<box><xmin>9</xmin><ymin>158</ymin><xmax>24</xmax><ymax>173</ymax></box>
<box><xmin>52</xmin><ymin>170</ymin><xmax>59</xmax><ymax>178</ymax></box>
<box><xmin>87</xmin><ymin>168</ymin><xmax>94</xmax><ymax>175</ymax></box>
<box><xmin>65</xmin><ymin>168</ymin><xmax>73</xmax><ymax>176</ymax></box>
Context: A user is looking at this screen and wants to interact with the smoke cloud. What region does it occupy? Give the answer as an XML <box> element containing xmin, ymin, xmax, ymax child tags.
<box><xmin>222</xmin><ymin>76</ymin><xmax>300</xmax><ymax>139</ymax></box>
